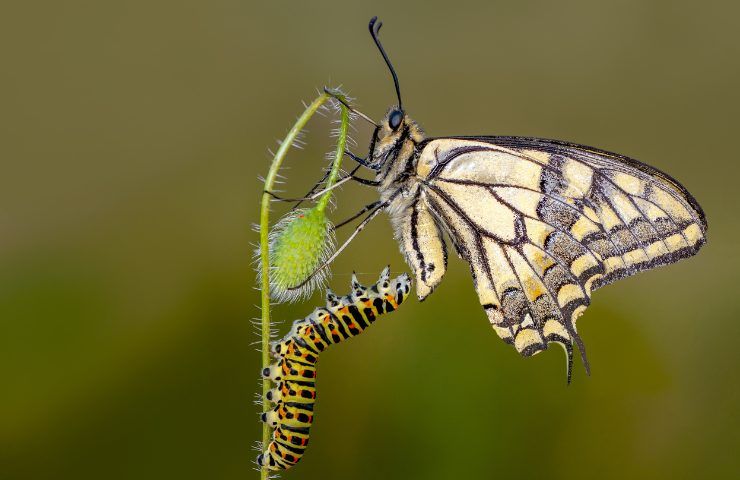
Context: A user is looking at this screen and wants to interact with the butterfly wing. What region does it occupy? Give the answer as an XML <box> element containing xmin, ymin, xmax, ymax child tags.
<box><xmin>392</xmin><ymin>194</ymin><xmax>448</xmax><ymax>300</ymax></box>
<box><xmin>413</xmin><ymin>136</ymin><xmax>707</xmax><ymax>379</ymax></box>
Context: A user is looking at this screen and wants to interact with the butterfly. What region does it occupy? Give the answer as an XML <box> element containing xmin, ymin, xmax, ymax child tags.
<box><xmin>297</xmin><ymin>17</ymin><xmax>707</xmax><ymax>382</ymax></box>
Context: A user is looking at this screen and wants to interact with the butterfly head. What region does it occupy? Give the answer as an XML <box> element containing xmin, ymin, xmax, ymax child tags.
<box><xmin>368</xmin><ymin>107</ymin><xmax>424</xmax><ymax>169</ymax></box>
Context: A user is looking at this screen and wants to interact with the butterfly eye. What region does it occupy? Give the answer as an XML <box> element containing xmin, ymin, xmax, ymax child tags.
<box><xmin>388</xmin><ymin>109</ymin><xmax>403</xmax><ymax>130</ymax></box>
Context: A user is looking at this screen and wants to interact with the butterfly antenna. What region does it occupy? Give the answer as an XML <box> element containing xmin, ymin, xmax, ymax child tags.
<box><xmin>369</xmin><ymin>16</ymin><xmax>403</xmax><ymax>110</ymax></box>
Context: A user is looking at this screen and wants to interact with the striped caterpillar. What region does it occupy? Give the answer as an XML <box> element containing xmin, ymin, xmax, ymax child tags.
<box><xmin>257</xmin><ymin>267</ymin><xmax>411</xmax><ymax>470</ymax></box>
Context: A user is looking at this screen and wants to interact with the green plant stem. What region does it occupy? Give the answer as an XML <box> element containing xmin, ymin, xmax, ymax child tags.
<box><xmin>259</xmin><ymin>93</ymin><xmax>328</xmax><ymax>479</ymax></box>
<box><xmin>317</xmin><ymin>98</ymin><xmax>350</xmax><ymax>213</ymax></box>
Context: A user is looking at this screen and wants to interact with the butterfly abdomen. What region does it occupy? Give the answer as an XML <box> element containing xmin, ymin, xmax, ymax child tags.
<box><xmin>258</xmin><ymin>267</ymin><xmax>411</xmax><ymax>470</ymax></box>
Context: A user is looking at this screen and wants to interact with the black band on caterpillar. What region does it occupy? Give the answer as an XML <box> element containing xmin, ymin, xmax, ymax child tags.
<box><xmin>257</xmin><ymin>267</ymin><xmax>412</xmax><ymax>470</ymax></box>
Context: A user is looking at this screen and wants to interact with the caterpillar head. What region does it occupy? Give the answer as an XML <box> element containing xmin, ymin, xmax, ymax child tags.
<box><xmin>393</xmin><ymin>273</ymin><xmax>412</xmax><ymax>305</ymax></box>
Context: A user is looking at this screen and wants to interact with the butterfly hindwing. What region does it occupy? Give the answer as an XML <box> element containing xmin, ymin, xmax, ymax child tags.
<box><xmin>410</xmin><ymin>137</ymin><xmax>707</xmax><ymax>375</ymax></box>
<box><xmin>422</xmin><ymin>177</ymin><xmax>590</xmax><ymax>377</ymax></box>
<box><xmin>394</xmin><ymin>193</ymin><xmax>447</xmax><ymax>300</ymax></box>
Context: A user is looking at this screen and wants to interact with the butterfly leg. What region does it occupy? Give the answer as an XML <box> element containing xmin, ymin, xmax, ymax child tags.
<box><xmin>264</xmin><ymin>174</ymin><xmax>356</xmax><ymax>202</ymax></box>
<box><xmin>344</xmin><ymin>150</ymin><xmax>381</xmax><ymax>177</ymax></box>
<box><xmin>263</xmin><ymin>190</ymin><xmax>320</xmax><ymax>202</ymax></box>
<box><xmin>340</xmin><ymin>156</ymin><xmax>379</xmax><ymax>185</ymax></box>
<box><xmin>265</xmin><ymin>166</ymin><xmax>334</xmax><ymax>209</ymax></box>
<box><xmin>333</xmin><ymin>201</ymin><xmax>382</xmax><ymax>230</ymax></box>
<box><xmin>265</xmin><ymin>164</ymin><xmax>377</xmax><ymax>207</ymax></box>
<box><xmin>348</xmin><ymin>175</ymin><xmax>380</xmax><ymax>187</ymax></box>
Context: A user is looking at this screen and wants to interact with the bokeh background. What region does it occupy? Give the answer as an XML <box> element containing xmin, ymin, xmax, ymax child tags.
<box><xmin>3</xmin><ymin>1</ymin><xmax>739</xmax><ymax>479</ymax></box>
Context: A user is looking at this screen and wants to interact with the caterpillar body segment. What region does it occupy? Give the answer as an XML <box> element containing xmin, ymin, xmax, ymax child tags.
<box><xmin>257</xmin><ymin>267</ymin><xmax>411</xmax><ymax>470</ymax></box>
<box><xmin>262</xmin><ymin>358</ymin><xmax>317</xmax><ymax>383</ymax></box>
<box><xmin>261</xmin><ymin>402</ymin><xmax>314</xmax><ymax>429</ymax></box>
<box><xmin>266</xmin><ymin>380</ymin><xmax>317</xmax><ymax>404</ymax></box>
<box><xmin>271</xmin><ymin>336</ymin><xmax>319</xmax><ymax>364</ymax></box>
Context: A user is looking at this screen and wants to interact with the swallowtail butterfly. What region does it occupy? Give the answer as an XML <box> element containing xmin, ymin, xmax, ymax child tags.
<box><xmin>313</xmin><ymin>17</ymin><xmax>707</xmax><ymax>383</ymax></box>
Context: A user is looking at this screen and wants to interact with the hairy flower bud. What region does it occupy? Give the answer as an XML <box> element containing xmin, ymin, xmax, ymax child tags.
<box><xmin>266</xmin><ymin>206</ymin><xmax>335</xmax><ymax>302</ymax></box>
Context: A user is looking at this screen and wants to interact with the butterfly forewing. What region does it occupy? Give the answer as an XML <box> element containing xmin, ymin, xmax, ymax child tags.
<box><xmin>406</xmin><ymin>136</ymin><xmax>706</xmax><ymax>372</ymax></box>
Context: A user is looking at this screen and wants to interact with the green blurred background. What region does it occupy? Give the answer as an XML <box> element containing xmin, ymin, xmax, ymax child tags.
<box><xmin>2</xmin><ymin>1</ymin><xmax>739</xmax><ymax>478</ymax></box>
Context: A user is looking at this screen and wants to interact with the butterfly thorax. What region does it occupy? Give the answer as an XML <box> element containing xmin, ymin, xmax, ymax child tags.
<box><xmin>371</xmin><ymin>112</ymin><xmax>424</xmax><ymax>187</ymax></box>
<box><xmin>368</xmin><ymin>112</ymin><xmax>426</xmax><ymax>249</ymax></box>
<box><xmin>370</xmin><ymin>111</ymin><xmax>426</xmax><ymax>217</ymax></box>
